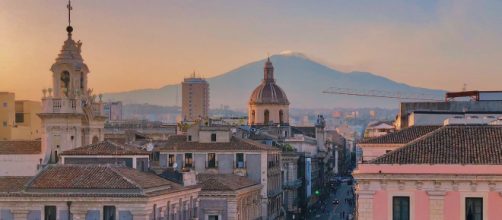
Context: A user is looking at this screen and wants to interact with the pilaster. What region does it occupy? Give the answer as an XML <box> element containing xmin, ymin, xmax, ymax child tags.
<box><xmin>227</xmin><ymin>198</ymin><xmax>238</xmax><ymax>220</ymax></box>
<box><xmin>427</xmin><ymin>191</ymin><xmax>446</xmax><ymax>220</ymax></box>
<box><xmin>357</xmin><ymin>190</ymin><xmax>375</xmax><ymax>220</ymax></box>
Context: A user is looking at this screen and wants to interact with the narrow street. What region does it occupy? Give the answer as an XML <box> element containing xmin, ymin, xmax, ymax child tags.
<box><xmin>307</xmin><ymin>182</ymin><xmax>355</xmax><ymax>220</ymax></box>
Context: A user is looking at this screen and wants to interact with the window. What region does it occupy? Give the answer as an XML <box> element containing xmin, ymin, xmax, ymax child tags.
<box><xmin>60</xmin><ymin>71</ymin><xmax>70</xmax><ymax>96</ymax></box>
<box><xmin>153</xmin><ymin>204</ymin><xmax>157</xmax><ymax>220</ymax></box>
<box><xmin>211</xmin><ymin>133</ymin><xmax>217</xmax><ymax>142</ymax></box>
<box><xmin>264</xmin><ymin>110</ymin><xmax>270</xmax><ymax>124</ymax></box>
<box><xmin>392</xmin><ymin>196</ymin><xmax>410</xmax><ymax>220</ymax></box>
<box><xmin>103</xmin><ymin>206</ymin><xmax>116</xmax><ymax>220</ymax></box>
<box><xmin>466</xmin><ymin>197</ymin><xmax>483</xmax><ymax>220</ymax></box>
<box><xmin>236</xmin><ymin>153</ymin><xmax>244</xmax><ymax>168</ymax></box>
<box><xmin>188</xmin><ymin>135</ymin><xmax>192</xmax><ymax>141</ymax></box>
<box><xmin>166</xmin><ymin>201</ymin><xmax>170</xmax><ymax>219</ymax></box>
<box><xmin>80</xmin><ymin>72</ymin><xmax>84</xmax><ymax>89</ymax></box>
<box><xmin>251</xmin><ymin>110</ymin><xmax>256</xmax><ymax>124</ymax></box>
<box><xmin>207</xmin><ymin>153</ymin><xmax>216</xmax><ymax>168</ymax></box>
<box><xmin>279</xmin><ymin>110</ymin><xmax>284</xmax><ymax>124</ymax></box>
<box><xmin>2</xmin><ymin>102</ymin><xmax>6</xmax><ymax>107</ymax></box>
<box><xmin>2</xmin><ymin>121</ymin><xmax>6</xmax><ymax>127</ymax></box>
<box><xmin>44</xmin><ymin>206</ymin><xmax>57</xmax><ymax>220</ymax></box>
<box><xmin>208</xmin><ymin>215</ymin><xmax>219</xmax><ymax>220</ymax></box>
<box><xmin>168</xmin><ymin>154</ymin><xmax>175</xmax><ymax>167</ymax></box>
<box><xmin>184</xmin><ymin>153</ymin><xmax>193</xmax><ymax>168</ymax></box>
<box><xmin>15</xmin><ymin>113</ymin><xmax>24</xmax><ymax>123</ymax></box>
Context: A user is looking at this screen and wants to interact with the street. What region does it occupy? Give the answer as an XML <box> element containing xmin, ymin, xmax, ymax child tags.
<box><xmin>306</xmin><ymin>182</ymin><xmax>355</xmax><ymax>220</ymax></box>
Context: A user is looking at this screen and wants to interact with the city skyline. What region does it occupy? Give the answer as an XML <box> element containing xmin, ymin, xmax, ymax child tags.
<box><xmin>2</xmin><ymin>1</ymin><xmax>502</xmax><ymax>101</ymax></box>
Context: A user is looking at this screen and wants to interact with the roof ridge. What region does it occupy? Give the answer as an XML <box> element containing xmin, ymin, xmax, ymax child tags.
<box><xmin>369</xmin><ymin>126</ymin><xmax>447</xmax><ymax>164</ymax></box>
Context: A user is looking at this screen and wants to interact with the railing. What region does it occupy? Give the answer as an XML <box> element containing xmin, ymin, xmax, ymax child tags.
<box><xmin>205</xmin><ymin>160</ymin><xmax>219</xmax><ymax>169</ymax></box>
<box><xmin>52</xmin><ymin>99</ymin><xmax>62</xmax><ymax>112</ymax></box>
<box><xmin>43</xmin><ymin>97</ymin><xmax>83</xmax><ymax>114</ymax></box>
<box><xmin>283</xmin><ymin>179</ymin><xmax>302</xmax><ymax>189</ymax></box>
<box><xmin>233</xmin><ymin>160</ymin><xmax>246</xmax><ymax>169</ymax></box>
<box><xmin>267</xmin><ymin>188</ymin><xmax>283</xmax><ymax>198</ymax></box>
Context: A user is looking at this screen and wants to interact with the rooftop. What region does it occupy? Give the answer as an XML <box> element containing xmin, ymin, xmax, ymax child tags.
<box><xmin>371</xmin><ymin>125</ymin><xmax>502</xmax><ymax>165</ymax></box>
<box><xmin>359</xmin><ymin>125</ymin><xmax>441</xmax><ymax>144</ymax></box>
<box><xmin>155</xmin><ymin>135</ymin><xmax>279</xmax><ymax>152</ymax></box>
<box><xmin>0</xmin><ymin>164</ymin><xmax>195</xmax><ymax>197</ymax></box>
<box><xmin>0</xmin><ymin>140</ymin><xmax>41</xmax><ymax>154</ymax></box>
<box><xmin>197</xmin><ymin>174</ymin><xmax>259</xmax><ymax>191</ymax></box>
<box><xmin>60</xmin><ymin>141</ymin><xmax>149</xmax><ymax>156</ymax></box>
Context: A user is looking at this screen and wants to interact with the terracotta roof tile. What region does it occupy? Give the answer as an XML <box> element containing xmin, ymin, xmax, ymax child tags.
<box><xmin>156</xmin><ymin>135</ymin><xmax>278</xmax><ymax>152</ymax></box>
<box><xmin>360</xmin><ymin>126</ymin><xmax>441</xmax><ymax>144</ymax></box>
<box><xmin>0</xmin><ymin>177</ymin><xmax>31</xmax><ymax>193</ymax></box>
<box><xmin>60</xmin><ymin>141</ymin><xmax>149</xmax><ymax>156</ymax></box>
<box><xmin>0</xmin><ymin>140</ymin><xmax>41</xmax><ymax>154</ymax></box>
<box><xmin>197</xmin><ymin>174</ymin><xmax>259</xmax><ymax>191</ymax></box>
<box><xmin>371</xmin><ymin>125</ymin><xmax>502</xmax><ymax>164</ymax></box>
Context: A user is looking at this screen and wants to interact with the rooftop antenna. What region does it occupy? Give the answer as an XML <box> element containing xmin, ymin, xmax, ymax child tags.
<box><xmin>462</xmin><ymin>83</ymin><xmax>467</xmax><ymax>92</ymax></box>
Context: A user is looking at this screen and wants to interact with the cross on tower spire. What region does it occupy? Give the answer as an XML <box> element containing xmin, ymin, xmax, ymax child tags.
<box><xmin>66</xmin><ymin>0</ymin><xmax>74</xmax><ymax>34</ymax></box>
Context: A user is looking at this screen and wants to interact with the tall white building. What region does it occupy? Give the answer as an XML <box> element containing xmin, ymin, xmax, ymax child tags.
<box><xmin>39</xmin><ymin>17</ymin><xmax>106</xmax><ymax>164</ymax></box>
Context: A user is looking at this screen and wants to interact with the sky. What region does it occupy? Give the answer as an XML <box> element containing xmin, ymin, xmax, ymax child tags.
<box><xmin>2</xmin><ymin>0</ymin><xmax>502</xmax><ymax>100</ymax></box>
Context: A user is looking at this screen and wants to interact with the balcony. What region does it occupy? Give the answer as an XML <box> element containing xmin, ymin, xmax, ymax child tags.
<box><xmin>233</xmin><ymin>160</ymin><xmax>247</xmax><ymax>176</ymax></box>
<box><xmin>205</xmin><ymin>160</ymin><xmax>219</xmax><ymax>169</ymax></box>
<box><xmin>267</xmin><ymin>188</ymin><xmax>283</xmax><ymax>198</ymax></box>
<box><xmin>42</xmin><ymin>97</ymin><xmax>83</xmax><ymax>114</ymax></box>
<box><xmin>283</xmin><ymin>179</ymin><xmax>302</xmax><ymax>189</ymax></box>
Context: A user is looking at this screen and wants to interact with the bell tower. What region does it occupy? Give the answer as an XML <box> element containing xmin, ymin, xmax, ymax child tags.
<box><xmin>39</xmin><ymin>0</ymin><xmax>106</xmax><ymax>165</ymax></box>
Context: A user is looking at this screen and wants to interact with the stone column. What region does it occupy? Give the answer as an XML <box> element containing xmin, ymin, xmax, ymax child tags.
<box><xmin>357</xmin><ymin>190</ymin><xmax>375</xmax><ymax>220</ymax></box>
<box><xmin>427</xmin><ymin>191</ymin><xmax>446</xmax><ymax>220</ymax></box>
<box><xmin>12</xmin><ymin>210</ymin><xmax>29</xmax><ymax>220</ymax></box>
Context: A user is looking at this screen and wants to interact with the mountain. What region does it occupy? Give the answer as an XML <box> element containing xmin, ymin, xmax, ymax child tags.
<box><xmin>103</xmin><ymin>52</ymin><xmax>444</xmax><ymax>109</ymax></box>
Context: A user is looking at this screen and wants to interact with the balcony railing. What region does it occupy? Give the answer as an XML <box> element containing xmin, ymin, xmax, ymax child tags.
<box><xmin>283</xmin><ymin>179</ymin><xmax>302</xmax><ymax>189</ymax></box>
<box><xmin>233</xmin><ymin>160</ymin><xmax>246</xmax><ymax>169</ymax></box>
<box><xmin>205</xmin><ymin>160</ymin><xmax>219</xmax><ymax>169</ymax></box>
<box><xmin>42</xmin><ymin>97</ymin><xmax>83</xmax><ymax>114</ymax></box>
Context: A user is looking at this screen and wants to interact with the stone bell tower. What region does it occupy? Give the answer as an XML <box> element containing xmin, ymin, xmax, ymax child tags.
<box><xmin>38</xmin><ymin>0</ymin><xmax>106</xmax><ymax>164</ymax></box>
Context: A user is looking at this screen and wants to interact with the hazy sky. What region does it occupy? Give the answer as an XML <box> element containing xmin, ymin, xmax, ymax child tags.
<box><xmin>2</xmin><ymin>0</ymin><xmax>502</xmax><ymax>100</ymax></box>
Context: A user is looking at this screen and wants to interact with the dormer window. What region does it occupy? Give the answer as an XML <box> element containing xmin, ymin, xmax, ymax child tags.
<box><xmin>211</xmin><ymin>133</ymin><xmax>216</xmax><ymax>142</ymax></box>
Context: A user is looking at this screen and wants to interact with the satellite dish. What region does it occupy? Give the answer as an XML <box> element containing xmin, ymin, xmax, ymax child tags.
<box><xmin>146</xmin><ymin>143</ymin><xmax>154</xmax><ymax>152</ymax></box>
<box><xmin>173</xmin><ymin>163</ymin><xmax>178</xmax><ymax>169</ymax></box>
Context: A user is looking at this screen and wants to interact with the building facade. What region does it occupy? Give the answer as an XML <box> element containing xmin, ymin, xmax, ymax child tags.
<box><xmin>0</xmin><ymin>164</ymin><xmax>200</xmax><ymax>220</ymax></box>
<box><xmin>0</xmin><ymin>92</ymin><xmax>42</xmax><ymax>140</ymax></box>
<box><xmin>182</xmin><ymin>76</ymin><xmax>209</xmax><ymax>122</ymax></box>
<box><xmin>197</xmin><ymin>174</ymin><xmax>262</xmax><ymax>220</ymax></box>
<box><xmin>355</xmin><ymin>125</ymin><xmax>502</xmax><ymax>220</ymax></box>
<box><xmin>155</xmin><ymin>125</ymin><xmax>283</xmax><ymax>220</ymax></box>
<box><xmin>103</xmin><ymin>101</ymin><xmax>123</xmax><ymax>121</ymax></box>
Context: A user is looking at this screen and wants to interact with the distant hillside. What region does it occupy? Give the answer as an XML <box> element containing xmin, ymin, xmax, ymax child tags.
<box><xmin>104</xmin><ymin>52</ymin><xmax>444</xmax><ymax>109</ymax></box>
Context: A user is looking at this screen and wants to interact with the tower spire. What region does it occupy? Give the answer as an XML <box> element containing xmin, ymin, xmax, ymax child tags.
<box><xmin>264</xmin><ymin>56</ymin><xmax>274</xmax><ymax>82</ymax></box>
<box><xmin>66</xmin><ymin>0</ymin><xmax>74</xmax><ymax>35</ymax></box>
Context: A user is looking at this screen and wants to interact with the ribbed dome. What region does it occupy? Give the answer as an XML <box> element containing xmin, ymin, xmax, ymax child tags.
<box><xmin>249</xmin><ymin>58</ymin><xmax>289</xmax><ymax>105</ymax></box>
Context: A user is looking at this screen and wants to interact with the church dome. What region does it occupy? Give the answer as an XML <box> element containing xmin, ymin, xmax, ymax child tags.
<box><xmin>249</xmin><ymin>58</ymin><xmax>290</xmax><ymax>105</ymax></box>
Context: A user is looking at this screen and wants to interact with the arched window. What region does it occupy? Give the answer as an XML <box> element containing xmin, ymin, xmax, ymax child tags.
<box><xmin>92</xmin><ymin>136</ymin><xmax>99</xmax><ymax>144</ymax></box>
<box><xmin>264</xmin><ymin>110</ymin><xmax>270</xmax><ymax>125</ymax></box>
<box><xmin>80</xmin><ymin>72</ymin><xmax>84</xmax><ymax>89</ymax></box>
<box><xmin>60</xmin><ymin>71</ymin><xmax>70</xmax><ymax>96</ymax></box>
<box><xmin>251</xmin><ymin>110</ymin><xmax>256</xmax><ymax>125</ymax></box>
<box><xmin>279</xmin><ymin>110</ymin><xmax>284</xmax><ymax>124</ymax></box>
